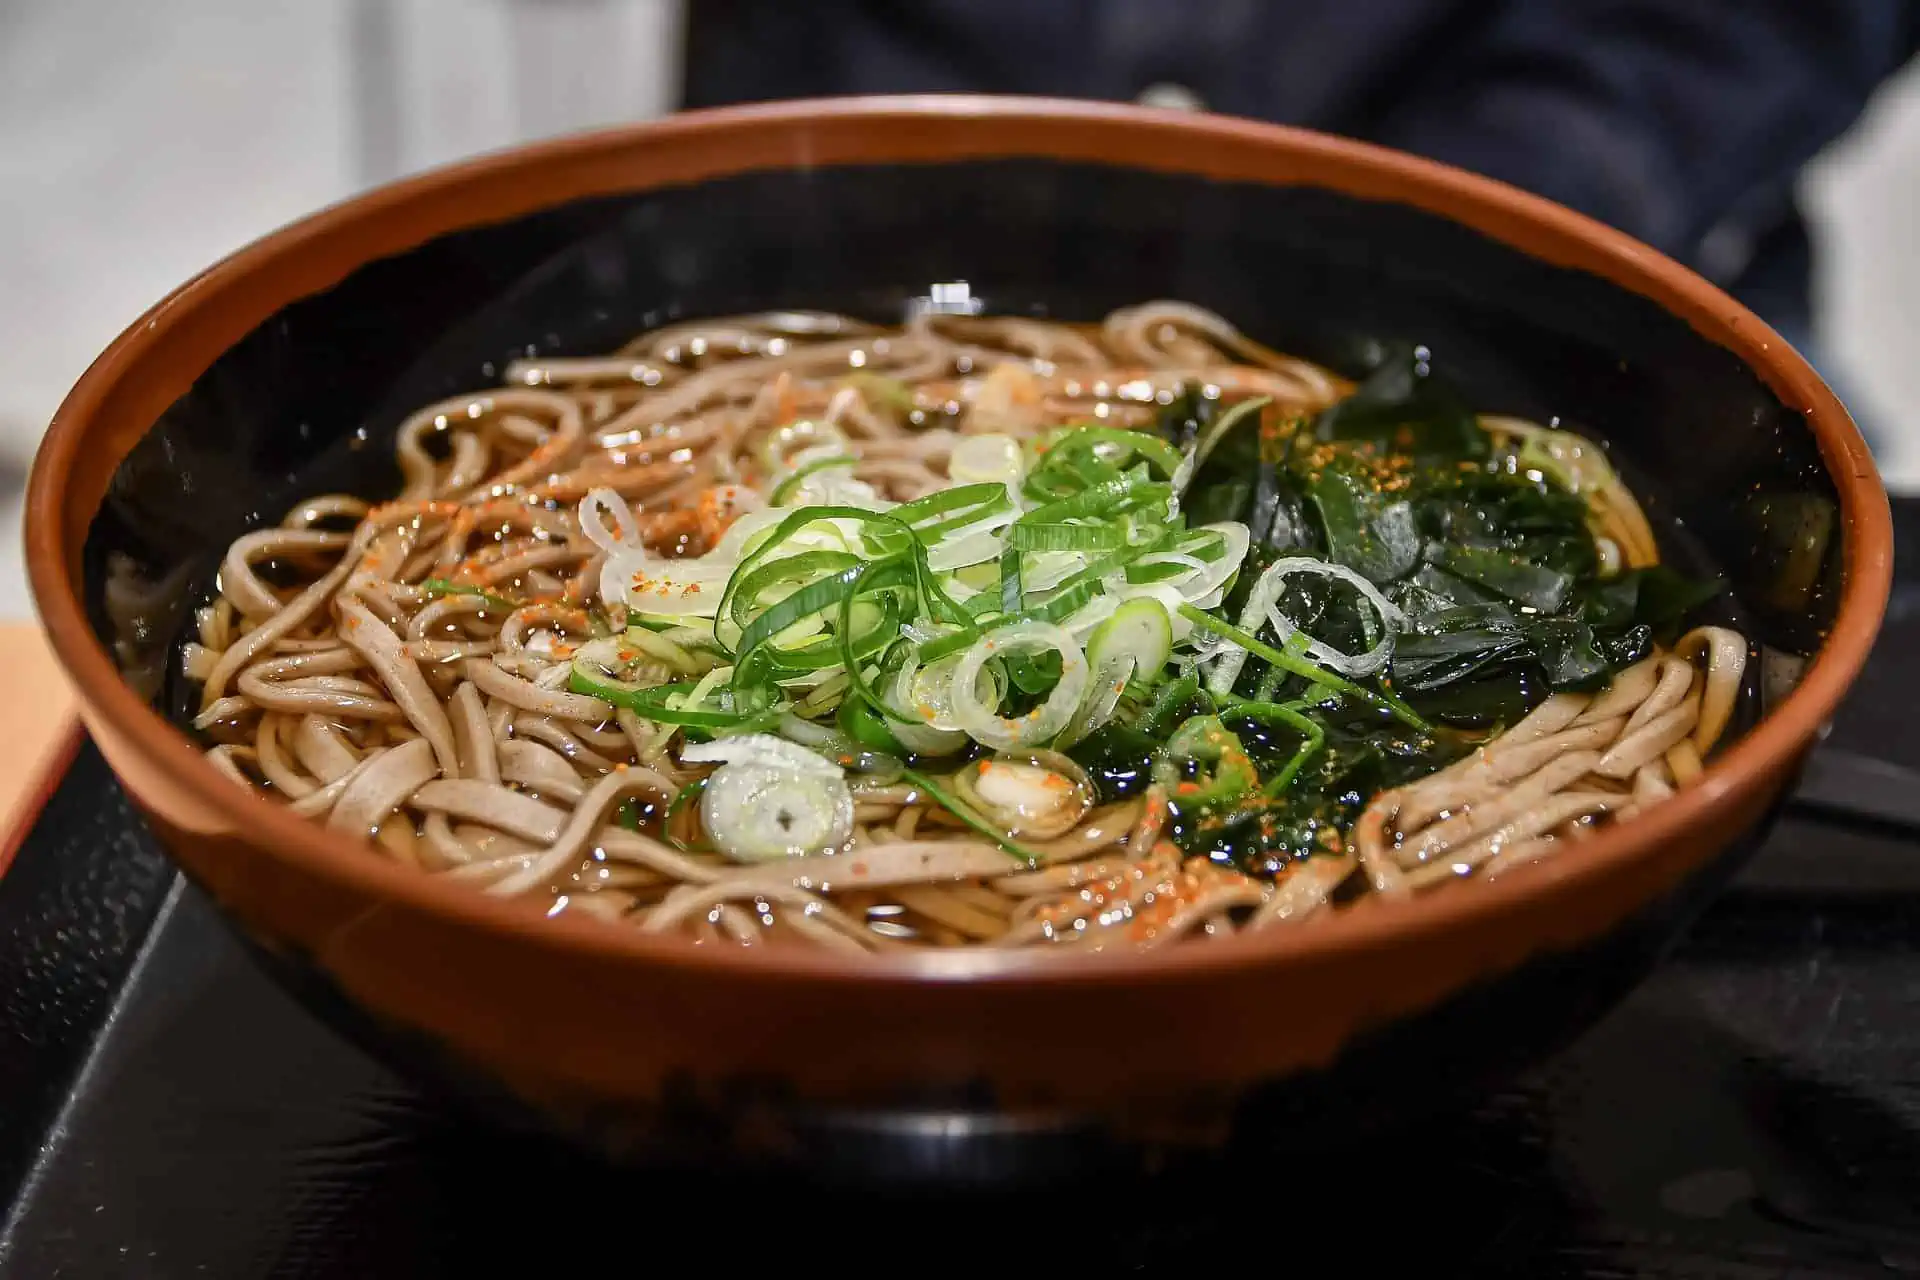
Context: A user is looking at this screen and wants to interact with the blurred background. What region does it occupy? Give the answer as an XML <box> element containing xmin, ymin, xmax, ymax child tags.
<box><xmin>3</xmin><ymin>0</ymin><xmax>1917</xmax><ymax>620</ymax></box>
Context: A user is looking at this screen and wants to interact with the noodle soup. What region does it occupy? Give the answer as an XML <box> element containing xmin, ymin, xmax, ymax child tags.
<box><xmin>185</xmin><ymin>303</ymin><xmax>1746</xmax><ymax>952</ymax></box>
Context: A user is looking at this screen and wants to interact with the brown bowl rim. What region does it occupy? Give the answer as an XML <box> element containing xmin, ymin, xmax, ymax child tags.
<box><xmin>24</xmin><ymin>95</ymin><xmax>1893</xmax><ymax>987</ymax></box>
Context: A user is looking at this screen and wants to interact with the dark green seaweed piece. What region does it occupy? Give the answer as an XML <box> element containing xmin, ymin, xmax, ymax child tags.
<box><xmin>1308</xmin><ymin>466</ymin><xmax>1422</xmax><ymax>583</ymax></box>
<box><xmin>1428</xmin><ymin>544</ymin><xmax>1574</xmax><ymax>613</ymax></box>
<box><xmin>1314</xmin><ymin>344</ymin><xmax>1489</xmax><ymax>463</ymax></box>
<box><xmin>1069</xmin><ymin>724</ymin><xmax>1166</xmax><ymax>801</ymax></box>
<box><xmin>1403</xmin><ymin>670</ymin><xmax>1545</xmax><ymax>729</ymax></box>
<box><xmin>1582</xmin><ymin>565</ymin><xmax>1726</xmax><ymax>637</ymax></box>
<box><xmin>1391</xmin><ymin>627</ymin><xmax>1531</xmax><ymax>691</ymax></box>
<box><xmin>1156</xmin><ymin>383</ymin><xmax>1214</xmax><ymax>453</ymax></box>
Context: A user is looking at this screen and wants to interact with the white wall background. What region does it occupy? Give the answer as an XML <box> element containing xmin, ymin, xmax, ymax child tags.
<box><xmin>1805</xmin><ymin>59</ymin><xmax>1920</xmax><ymax>469</ymax></box>
<box><xmin>1</xmin><ymin>0</ymin><xmax>1914</xmax><ymax>621</ymax></box>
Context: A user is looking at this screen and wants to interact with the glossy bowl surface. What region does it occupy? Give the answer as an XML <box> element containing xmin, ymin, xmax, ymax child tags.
<box><xmin>25</xmin><ymin>97</ymin><xmax>1890</xmax><ymax>1175</ymax></box>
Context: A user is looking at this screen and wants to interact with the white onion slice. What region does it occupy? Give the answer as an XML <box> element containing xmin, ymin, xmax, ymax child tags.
<box><xmin>1207</xmin><ymin>556</ymin><xmax>1408</xmax><ymax>694</ymax></box>
<box><xmin>775</xmin><ymin>444</ymin><xmax>889</xmax><ymax>510</ymax></box>
<box><xmin>681</xmin><ymin>732</ymin><xmax>842</xmax><ymax>777</ymax></box>
<box><xmin>1124</xmin><ymin>523</ymin><xmax>1250</xmax><ymax>606</ymax></box>
<box><xmin>1131</xmin><ymin>552</ymin><xmax>1209</xmax><ymax>576</ymax></box>
<box><xmin>1021</xmin><ymin>552</ymin><xmax>1083</xmax><ymax>594</ymax></box>
<box><xmin>926</xmin><ymin>532</ymin><xmax>1003</xmax><ymax>572</ymax></box>
<box><xmin>948</xmin><ymin>433</ymin><xmax>1027</xmax><ymax>488</ymax></box>
<box><xmin>889</xmin><ymin>651</ymin><xmax>979</xmax><ymax>732</ymax></box>
<box><xmin>776</xmin><ymin>712</ymin><xmax>840</xmax><ymax>747</ymax></box>
<box><xmin>580</xmin><ymin>487</ymin><xmax>641</xmax><ymax>553</ymax></box>
<box><xmin>603</xmin><ymin>548</ymin><xmax>735</xmax><ymax>618</ymax></box>
<box><xmin>1182</xmin><ymin>523</ymin><xmax>1251</xmax><ymax>603</ymax></box>
<box><xmin>881</xmin><ymin>649</ymin><xmax>975</xmax><ymax>754</ymax></box>
<box><xmin>701</xmin><ymin>762</ymin><xmax>854</xmax><ymax>862</ymax></box>
<box><xmin>710</xmin><ymin>506</ymin><xmax>788</xmax><ymax>560</ymax></box>
<box><xmin>890</xmin><ymin>719</ymin><xmax>972</xmax><ymax>756</ymax></box>
<box><xmin>1060</xmin><ymin>594</ymin><xmax>1119</xmax><ymax>640</ymax></box>
<box><xmin>786</xmin><ymin>469</ymin><xmax>890</xmax><ymax>511</ymax></box>
<box><xmin>1057</xmin><ymin>654</ymin><xmax>1135</xmax><ymax>747</ymax></box>
<box><xmin>607</xmin><ymin>500</ymin><xmax>884</xmax><ymax>620</ymax></box>
<box><xmin>950</xmin><ymin>622</ymin><xmax>1090</xmax><ymax>750</ymax></box>
<box><xmin>924</xmin><ymin>506</ymin><xmax>1019</xmax><ymax>571</ymax></box>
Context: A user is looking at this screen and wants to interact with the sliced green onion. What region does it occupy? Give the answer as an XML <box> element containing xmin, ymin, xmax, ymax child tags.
<box><xmin>907</xmin><ymin>541</ymin><xmax>974</xmax><ymax>628</ymax></box>
<box><xmin>837</xmin><ymin>696</ymin><xmax>907</xmax><ymax>756</ymax></box>
<box><xmin>998</xmin><ymin>544</ymin><xmax>1023</xmax><ymax>616</ymax></box>
<box><xmin>1219</xmin><ymin>698</ymin><xmax>1327</xmax><ymax>795</ymax></box>
<box><xmin>1138</xmin><ymin>671</ymin><xmax>1202</xmax><ymax>736</ymax></box>
<box><xmin>797</xmin><ymin>670</ymin><xmax>853</xmax><ymax>717</ymax></box>
<box><xmin>836</xmin><ymin>559</ymin><xmax>917</xmax><ymax>724</ymax></box>
<box><xmin>663</xmin><ymin>777</ymin><xmax>711</xmax><ymax>853</ymax></box>
<box><xmin>420</xmin><ymin>578</ymin><xmax>520</xmax><ymax>611</ymax></box>
<box><xmin>1159</xmin><ymin>715</ymin><xmax>1259</xmax><ymax>806</ymax></box>
<box><xmin>892</xmin><ymin>482</ymin><xmax>1011</xmax><ymax>535</ymax></box>
<box><xmin>1019</xmin><ymin>476</ymin><xmax>1136</xmax><ymax>525</ymax></box>
<box><xmin>1086</xmin><ymin>597</ymin><xmax>1173</xmax><ymax>684</ymax></box>
<box><xmin>1253</xmin><ymin>662</ymin><xmax>1289</xmax><ymax>703</ymax></box>
<box><xmin>1037</xmin><ymin>528</ymin><xmax>1172</xmax><ymax>600</ymax></box>
<box><xmin>572</xmin><ymin>674</ymin><xmax>773</xmax><ymax>728</ymax></box>
<box><xmin>1041</xmin><ymin>426</ymin><xmax>1184</xmax><ymax>480</ymax></box>
<box><xmin>569</xmin><ymin>637</ymin><xmax>663</xmax><ymax>705</ymax></box>
<box><xmin>1177</xmin><ymin>603</ymin><xmax>1428</xmax><ymax>730</ymax></box>
<box><xmin>715</xmin><ymin>505</ymin><xmax>914</xmax><ymax>642</ymax></box>
<box><xmin>758</xmin><ymin>591</ymin><xmax>904</xmax><ymax>675</ymax></box>
<box><xmin>918</xmin><ymin>575</ymin><xmax>1105</xmax><ymax>663</ymax></box>
<box><xmin>726</xmin><ymin>548</ymin><xmax>865</xmax><ymax>634</ymax></box>
<box><xmin>732</xmin><ymin>563</ymin><xmax>865</xmax><ymax>664</ymax></box>
<box><xmin>949</xmin><ymin>621</ymin><xmax>1090</xmax><ymax>750</ymax></box>
<box><xmin>1007</xmin><ymin>521</ymin><xmax>1133</xmax><ymax>553</ymax></box>
<box><xmin>619</xmin><ymin>626</ymin><xmax>713</xmax><ymax>676</ymax></box>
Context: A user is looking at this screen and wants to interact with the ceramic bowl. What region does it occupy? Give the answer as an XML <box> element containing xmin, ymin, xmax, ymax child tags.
<box><xmin>25</xmin><ymin>97</ymin><xmax>1890</xmax><ymax>1180</ymax></box>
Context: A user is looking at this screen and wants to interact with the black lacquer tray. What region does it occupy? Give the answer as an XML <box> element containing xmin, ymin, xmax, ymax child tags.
<box><xmin>1</xmin><ymin>501</ymin><xmax>1915</xmax><ymax>1278</ymax></box>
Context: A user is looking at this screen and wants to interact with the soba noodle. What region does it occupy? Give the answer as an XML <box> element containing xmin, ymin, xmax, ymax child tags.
<box><xmin>187</xmin><ymin>301</ymin><xmax>1747</xmax><ymax>952</ymax></box>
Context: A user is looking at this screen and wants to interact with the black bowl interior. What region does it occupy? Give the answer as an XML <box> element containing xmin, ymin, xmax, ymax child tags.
<box><xmin>82</xmin><ymin>159</ymin><xmax>1842</xmax><ymax>709</ymax></box>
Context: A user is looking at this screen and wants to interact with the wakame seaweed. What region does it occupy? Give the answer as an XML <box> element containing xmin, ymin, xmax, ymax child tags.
<box><xmin>1147</xmin><ymin>354</ymin><xmax>1723</xmax><ymax>872</ymax></box>
<box><xmin>1313</xmin><ymin>343</ymin><xmax>1489</xmax><ymax>462</ymax></box>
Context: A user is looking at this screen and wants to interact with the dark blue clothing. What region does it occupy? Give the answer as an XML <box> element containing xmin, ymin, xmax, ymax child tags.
<box><xmin>683</xmin><ymin>1</ymin><xmax>1920</xmax><ymax>342</ymax></box>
